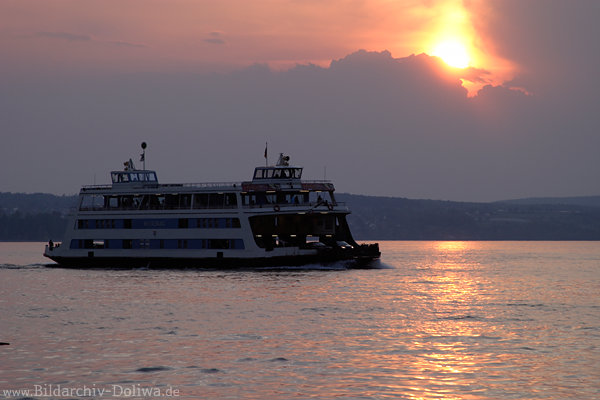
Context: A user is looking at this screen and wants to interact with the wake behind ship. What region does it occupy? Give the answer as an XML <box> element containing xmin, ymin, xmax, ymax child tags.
<box><xmin>44</xmin><ymin>148</ymin><xmax>380</xmax><ymax>268</ymax></box>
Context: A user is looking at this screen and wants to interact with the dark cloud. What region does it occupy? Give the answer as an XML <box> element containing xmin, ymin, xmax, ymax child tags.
<box><xmin>34</xmin><ymin>31</ymin><xmax>145</xmax><ymax>48</ymax></box>
<box><xmin>0</xmin><ymin>48</ymin><xmax>598</xmax><ymax>201</ymax></box>
<box><xmin>35</xmin><ymin>31</ymin><xmax>92</xmax><ymax>41</ymax></box>
<box><xmin>204</xmin><ymin>32</ymin><xmax>225</xmax><ymax>45</ymax></box>
<box><xmin>469</xmin><ymin>1</ymin><xmax>600</xmax><ymax>95</ymax></box>
<box><xmin>107</xmin><ymin>40</ymin><xmax>146</xmax><ymax>48</ymax></box>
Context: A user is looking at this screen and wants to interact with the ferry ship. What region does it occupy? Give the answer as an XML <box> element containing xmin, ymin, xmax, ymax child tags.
<box><xmin>44</xmin><ymin>146</ymin><xmax>380</xmax><ymax>268</ymax></box>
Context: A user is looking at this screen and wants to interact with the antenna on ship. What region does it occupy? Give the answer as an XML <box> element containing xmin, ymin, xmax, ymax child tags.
<box><xmin>140</xmin><ymin>142</ymin><xmax>147</xmax><ymax>170</ymax></box>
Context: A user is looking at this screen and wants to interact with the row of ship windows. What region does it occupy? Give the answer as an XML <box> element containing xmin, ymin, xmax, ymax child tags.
<box><xmin>77</xmin><ymin>218</ymin><xmax>242</xmax><ymax>230</ymax></box>
<box><xmin>80</xmin><ymin>193</ymin><xmax>238</xmax><ymax>211</ymax></box>
<box><xmin>70</xmin><ymin>239</ymin><xmax>245</xmax><ymax>250</ymax></box>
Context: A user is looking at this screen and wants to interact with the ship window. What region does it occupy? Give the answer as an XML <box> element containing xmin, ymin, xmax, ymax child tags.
<box><xmin>130</xmin><ymin>173</ymin><xmax>138</xmax><ymax>182</ymax></box>
<box><xmin>276</xmin><ymin>193</ymin><xmax>287</xmax><ymax>204</ymax></box>
<box><xmin>150</xmin><ymin>239</ymin><xmax>164</xmax><ymax>249</ymax></box>
<box><xmin>325</xmin><ymin>216</ymin><xmax>334</xmax><ymax>230</ymax></box>
<box><xmin>254</xmin><ymin>168</ymin><xmax>283</xmax><ymax>179</ymax></box>
<box><xmin>165</xmin><ymin>194</ymin><xmax>179</xmax><ymax>209</ymax></box>
<box><xmin>123</xmin><ymin>239</ymin><xmax>132</xmax><ymax>249</ymax></box>
<box><xmin>80</xmin><ymin>194</ymin><xmax>103</xmax><ymax>211</ymax></box>
<box><xmin>180</xmin><ymin>194</ymin><xmax>192</xmax><ymax>209</ymax></box>
<box><xmin>208</xmin><ymin>193</ymin><xmax>223</xmax><ymax>208</ymax></box>
<box><xmin>104</xmin><ymin>196</ymin><xmax>118</xmax><ymax>209</ymax></box>
<box><xmin>148</xmin><ymin>172</ymin><xmax>157</xmax><ymax>181</ymax></box>
<box><xmin>120</xmin><ymin>196</ymin><xmax>133</xmax><ymax>209</ymax></box>
<box><xmin>193</xmin><ymin>193</ymin><xmax>209</xmax><ymax>209</ymax></box>
<box><xmin>178</xmin><ymin>218</ymin><xmax>188</xmax><ymax>229</ymax></box>
<box><xmin>208</xmin><ymin>239</ymin><xmax>229</xmax><ymax>249</ymax></box>
<box><xmin>224</xmin><ymin>193</ymin><xmax>237</xmax><ymax>207</ymax></box>
<box><xmin>142</xmin><ymin>195</ymin><xmax>165</xmax><ymax>209</ymax></box>
<box><xmin>138</xmin><ymin>195</ymin><xmax>150</xmax><ymax>209</ymax></box>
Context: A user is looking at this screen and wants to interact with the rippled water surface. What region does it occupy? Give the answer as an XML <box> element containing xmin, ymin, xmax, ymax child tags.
<box><xmin>1</xmin><ymin>241</ymin><xmax>599</xmax><ymax>399</ymax></box>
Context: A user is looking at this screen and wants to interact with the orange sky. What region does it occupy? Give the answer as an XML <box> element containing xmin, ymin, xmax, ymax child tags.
<box><xmin>0</xmin><ymin>0</ymin><xmax>515</xmax><ymax>90</ymax></box>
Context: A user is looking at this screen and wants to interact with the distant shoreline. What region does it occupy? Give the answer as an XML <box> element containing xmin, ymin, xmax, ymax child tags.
<box><xmin>2</xmin><ymin>192</ymin><xmax>600</xmax><ymax>241</ymax></box>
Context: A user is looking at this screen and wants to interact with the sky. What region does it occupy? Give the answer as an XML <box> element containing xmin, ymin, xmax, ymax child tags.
<box><xmin>1</xmin><ymin>0</ymin><xmax>599</xmax><ymax>202</ymax></box>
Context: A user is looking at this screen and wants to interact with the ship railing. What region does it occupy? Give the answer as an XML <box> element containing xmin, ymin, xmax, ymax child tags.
<box><xmin>81</xmin><ymin>180</ymin><xmax>332</xmax><ymax>191</ymax></box>
<box><xmin>242</xmin><ymin>201</ymin><xmax>347</xmax><ymax>209</ymax></box>
<box><xmin>82</xmin><ymin>184</ymin><xmax>113</xmax><ymax>190</ymax></box>
<box><xmin>78</xmin><ymin>204</ymin><xmax>239</xmax><ymax>212</ymax></box>
<box><xmin>298</xmin><ymin>179</ymin><xmax>333</xmax><ymax>184</ymax></box>
<box><xmin>163</xmin><ymin>182</ymin><xmax>243</xmax><ymax>189</ymax></box>
<box><xmin>82</xmin><ymin>182</ymin><xmax>243</xmax><ymax>191</ymax></box>
<box><xmin>78</xmin><ymin>203</ymin><xmax>346</xmax><ymax>211</ymax></box>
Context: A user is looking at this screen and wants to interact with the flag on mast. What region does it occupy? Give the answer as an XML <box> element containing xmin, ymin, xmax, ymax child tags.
<box><xmin>264</xmin><ymin>142</ymin><xmax>268</xmax><ymax>166</ymax></box>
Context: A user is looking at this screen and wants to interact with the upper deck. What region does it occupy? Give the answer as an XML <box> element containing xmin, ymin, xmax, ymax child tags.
<box><xmin>77</xmin><ymin>153</ymin><xmax>341</xmax><ymax>212</ymax></box>
<box><xmin>82</xmin><ymin>152</ymin><xmax>332</xmax><ymax>195</ymax></box>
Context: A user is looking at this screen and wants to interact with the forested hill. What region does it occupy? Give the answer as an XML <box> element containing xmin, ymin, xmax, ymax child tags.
<box><xmin>496</xmin><ymin>196</ymin><xmax>600</xmax><ymax>208</ymax></box>
<box><xmin>0</xmin><ymin>193</ymin><xmax>77</xmax><ymax>214</ymax></box>
<box><xmin>0</xmin><ymin>193</ymin><xmax>77</xmax><ymax>241</ymax></box>
<box><xmin>338</xmin><ymin>194</ymin><xmax>600</xmax><ymax>240</ymax></box>
<box><xmin>1</xmin><ymin>192</ymin><xmax>600</xmax><ymax>241</ymax></box>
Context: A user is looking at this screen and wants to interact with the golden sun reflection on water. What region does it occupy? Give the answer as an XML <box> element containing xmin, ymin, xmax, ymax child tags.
<box><xmin>399</xmin><ymin>241</ymin><xmax>493</xmax><ymax>399</ymax></box>
<box><xmin>434</xmin><ymin>241</ymin><xmax>471</xmax><ymax>252</ymax></box>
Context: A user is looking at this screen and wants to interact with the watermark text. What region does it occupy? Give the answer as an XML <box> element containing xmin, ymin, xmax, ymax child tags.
<box><xmin>3</xmin><ymin>384</ymin><xmax>180</xmax><ymax>398</ymax></box>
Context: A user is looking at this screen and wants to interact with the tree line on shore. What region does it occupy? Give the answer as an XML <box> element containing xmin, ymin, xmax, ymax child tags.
<box><xmin>2</xmin><ymin>192</ymin><xmax>600</xmax><ymax>241</ymax></box>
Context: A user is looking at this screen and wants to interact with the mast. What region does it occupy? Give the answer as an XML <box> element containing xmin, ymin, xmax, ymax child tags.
<box><xmin>140</xmin><ymin>142</ymin><xmax>147</xmax><ymax>170</ymax></box>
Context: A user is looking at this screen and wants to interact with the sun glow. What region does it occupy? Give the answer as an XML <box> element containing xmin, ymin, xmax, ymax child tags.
<box><xmin>432</xmin><ymin>40</ymin><xmax>470</xmax><ymax>68</ymax></box>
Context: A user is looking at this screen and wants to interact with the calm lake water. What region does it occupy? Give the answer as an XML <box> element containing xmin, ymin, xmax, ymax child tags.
<box><xmin>1</xmin><ymin>241</ymin><xmax>599</xmax><ymax>399</ymax></box>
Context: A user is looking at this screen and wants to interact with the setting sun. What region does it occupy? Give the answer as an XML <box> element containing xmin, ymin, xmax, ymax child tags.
<box><xmin>432</xmin><ymin>40</ymin><xmax>470</xmax><ymax>69</ymax></box>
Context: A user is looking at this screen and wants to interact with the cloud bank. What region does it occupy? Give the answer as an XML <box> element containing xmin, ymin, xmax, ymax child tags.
<box><xmin>1</xmin><ymin>49</ymin><xmax>598</xmax><ymax>201</ymax></box>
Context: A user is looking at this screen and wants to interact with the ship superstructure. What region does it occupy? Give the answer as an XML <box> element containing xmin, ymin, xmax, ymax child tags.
<box><xmin>44</xmin><ymin>149</ymin><xmax>380</xmax><ymax>268</ymax></box>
